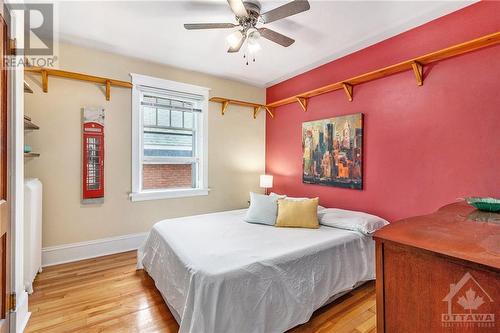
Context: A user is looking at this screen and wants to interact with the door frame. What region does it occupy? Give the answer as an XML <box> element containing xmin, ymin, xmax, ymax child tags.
<box><xmin>7</xmin><ymin>5</ymin><xmax>30</xmax><ymax>333</ymax></box>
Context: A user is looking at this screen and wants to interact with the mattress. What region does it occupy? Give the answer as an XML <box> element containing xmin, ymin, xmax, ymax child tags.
<box><xmin>138</xmin><ymin>209</ymin><xmax>375</xmax><ymax>333</ymax></box>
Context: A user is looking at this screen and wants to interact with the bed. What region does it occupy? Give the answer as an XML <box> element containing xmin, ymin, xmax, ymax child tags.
<box><xmin>137</xmin><ymin>209</ymin><xmax>376</xmax><ymax>333</ymax></box>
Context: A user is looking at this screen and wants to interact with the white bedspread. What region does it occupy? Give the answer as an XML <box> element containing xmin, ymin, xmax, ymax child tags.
<box><xmin>138</xmin><ymin>209</ymin><xmax>375</xmax><ymax>333</ymax></box>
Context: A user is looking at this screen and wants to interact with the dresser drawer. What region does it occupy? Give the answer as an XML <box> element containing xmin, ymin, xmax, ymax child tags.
<box><xmin>377</xmin><ymin>241</ymin><xmax>499</xmax><ymax>333</ymax></box>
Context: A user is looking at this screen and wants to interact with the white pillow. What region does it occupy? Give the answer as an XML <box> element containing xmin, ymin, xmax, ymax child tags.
<box><xmin>269</xmin><ymin>192</ymin><xmax>287</xmax><ymax>200</ymax></box>
<box><xmin>244</xmin><ymin>192</ymin><xmax>280</xmax><ymax>226</ymax></box>
<box><xmin>318</xmin><ymin>208</ymin><xmax>389</xmax><ymax>235</ymax></box>
<box><xmin>270</xmin><ymin>192</ymin><xmax>326</xmax><ymax>211</ymax></box>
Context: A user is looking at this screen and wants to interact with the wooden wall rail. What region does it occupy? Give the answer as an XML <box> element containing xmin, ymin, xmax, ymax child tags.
<box><xmin>209</xmin><ymin>97</ymin><xmax>272</xmax><ymax>119</ymax></box>
<box><xmin>266</xmin><ymin>31</ymin><xmax>500</xmax><ymax>110</ymax></box>
<box><xmin>24</xmin><ymin>67</ymin><xmax>132</xmax><ymax>101</ymax></box>
<box><xmin>24</xmin><ymin>31</ymin><xmax>500</xmax><ymax>114</ymax></box>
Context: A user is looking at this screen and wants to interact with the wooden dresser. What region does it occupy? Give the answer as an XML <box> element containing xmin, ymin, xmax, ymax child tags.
<box><xmin>373</xmin><ymin>202</ymin><xmax>500</xmax><ymax>333</ymax></box>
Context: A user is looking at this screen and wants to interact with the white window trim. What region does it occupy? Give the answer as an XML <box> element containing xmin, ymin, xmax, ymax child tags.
<box><xmin>129</xmin><ymin>73</ymin><xmax>210</xmax><ymax>201</ymax></box>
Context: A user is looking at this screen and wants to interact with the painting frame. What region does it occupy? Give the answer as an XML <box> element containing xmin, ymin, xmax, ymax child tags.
<box><xmin>302</xmin><ymin>113</ymin><xmax>363</xmax><ymax>190</ymax></box>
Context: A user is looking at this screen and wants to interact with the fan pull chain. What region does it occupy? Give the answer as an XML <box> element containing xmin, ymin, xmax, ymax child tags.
<box><xmin>243</xmin><ymin>50</ymin><xmax>256</xmax><ymax>66</ymax></box>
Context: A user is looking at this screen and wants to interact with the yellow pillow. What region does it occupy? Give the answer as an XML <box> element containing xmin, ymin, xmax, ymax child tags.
<box><xmin>275</xmin><ymin>198</ymin><xmax>319</xmax><ymax>229</ymax></box>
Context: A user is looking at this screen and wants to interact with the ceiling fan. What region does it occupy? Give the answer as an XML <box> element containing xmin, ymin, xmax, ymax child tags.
<box><xmin>184</xmin><ymin>0</ymin><xmax>310</xmax><ymax>53</ymax></box>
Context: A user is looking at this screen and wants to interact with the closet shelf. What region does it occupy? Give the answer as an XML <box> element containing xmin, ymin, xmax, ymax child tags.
<box><xmin>24</xmin><ymin>118</ymin><xmax>40</xmax><ymax>130</ymax></box>
<box><xmin>24</xmin><ymin>152</ymin><xmax>40</xmax><ymax>158</ymax></box>
<box><xmin>24</xmin><ymin>81</ymin><xmax>34</xmax><ymax>93</ymax></box>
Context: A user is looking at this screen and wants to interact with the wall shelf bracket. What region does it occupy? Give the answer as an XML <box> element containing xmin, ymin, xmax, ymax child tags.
<box><xmin>253</xmin><ymin>106</ymin><xmax>261</xmax><ymax>119</ymax></box>
<box><xmin>105</xmin><ymin>80</ymin><xmax>111</xmax><ymax>101</ymax></box>
<box><xmin>221</xmin><ymin>101</ymin><xmax>229</xmax><ymax>115</ymax></box>
<box><xmin>296</xmin><ymin>97</ymin><xmax>308</xmax><ymax>112</ymax></box>
<box><xmin>411</xmin><ymin>61</ymin><xmax>424</xmax><ymax>86</ymax></box>
<box><xmin>41</xmin><ymin>69</ymin><xmax>48</xmax><ymax>93</ymax></box>
<box><xmin>342</xmin><ymin>83</ymin><xmax>353</xmax><ymax>102</ymax></box>
<box><xmin>265</xmin><ymin>106</ymin><xmax>274</xmax><ymax>118</ymax></box>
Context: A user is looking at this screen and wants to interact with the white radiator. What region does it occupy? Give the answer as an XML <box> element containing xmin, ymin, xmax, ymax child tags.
<box><xmin>24</xmin><ymin>178</ymin><xmax>43</xmax><ymax>294</ymax></box>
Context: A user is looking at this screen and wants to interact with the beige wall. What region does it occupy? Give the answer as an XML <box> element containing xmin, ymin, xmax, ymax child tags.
<box><xmin>25</xmin><ymin>43</ymin><xmax>266</xmax><ymax>247</ymax></box>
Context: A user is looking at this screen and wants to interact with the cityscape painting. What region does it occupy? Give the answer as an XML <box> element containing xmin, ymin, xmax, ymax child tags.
<box><xmin>302</xmin><ymin>113</ymin><xmax>363</xmax><ymax>190</ymax></box>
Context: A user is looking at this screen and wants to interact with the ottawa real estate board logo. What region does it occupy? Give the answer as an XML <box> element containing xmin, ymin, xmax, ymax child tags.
<box><xmin>442</xmin><ymin>272</ymin><xmax>495</xmax><ymax>329</ymax></box>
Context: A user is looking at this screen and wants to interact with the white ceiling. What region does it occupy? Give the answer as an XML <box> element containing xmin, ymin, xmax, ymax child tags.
<box><xmin>54</xmin><ymin>1</ymin><xmax>474</xmax><ymax>87</ymax></box>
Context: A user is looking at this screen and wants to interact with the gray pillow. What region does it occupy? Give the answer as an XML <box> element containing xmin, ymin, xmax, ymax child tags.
<box><xmin>244</xmin><ymin>192</ymin><xmax>280</xmax><ymax>225</ymax></box>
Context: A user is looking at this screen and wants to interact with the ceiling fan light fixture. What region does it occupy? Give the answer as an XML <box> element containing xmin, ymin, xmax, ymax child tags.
<box><xmin>247</xmin><ymin>28</ymin><xmax>261</xmax><ymax>53</ymax></box>
<box><xmin>247</xmin><ymin>40</ymin><xmax>261</xmax><ymax>54</ymax></box>
<box><xmin>226</xmin><ymin>30</ymin><xmax>244</xmax><ymax>49</ymax></box>
<box><xmin>184</xmin><ymin>0</ymin><xmax>309</xmax><ymax>55</ymax></box>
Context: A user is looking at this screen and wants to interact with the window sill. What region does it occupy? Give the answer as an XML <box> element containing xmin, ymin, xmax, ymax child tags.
<box><xmin>130</xmin><ymin>188</ymin><xmax>210</xmax><ymax>202</ymax></box>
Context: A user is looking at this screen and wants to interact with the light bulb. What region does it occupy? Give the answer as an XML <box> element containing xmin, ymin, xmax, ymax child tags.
<box><xmin>248</xmin><ymin>41</ymin><xmax>261</xmax><ymax>54</ymax></box>
<box><xmin>226</xmin><ymin>30</ymin><xmax>243</xmax><ymax>49</ymax></box>
<box><xmin>247</xmin><ymin>28</ymin><xmax>261</xmax><ymax>54</ymax></box>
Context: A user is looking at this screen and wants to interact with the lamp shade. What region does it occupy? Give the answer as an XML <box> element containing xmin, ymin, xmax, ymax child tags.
<box><xmin>260</xmin><ymin>175</ymin><xmax>273</xmax><ymax>188</ymax></box>
<box><xmin>226</xmin><ymin>30</ymin><xmax>243</xmax><ymax>49</ymax></box>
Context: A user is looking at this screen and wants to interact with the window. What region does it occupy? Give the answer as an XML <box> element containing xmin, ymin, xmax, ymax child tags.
<box><xmin>130</xmin><ymin>74</ymin><xmax>209</xmax><ymax>201</ymax></box>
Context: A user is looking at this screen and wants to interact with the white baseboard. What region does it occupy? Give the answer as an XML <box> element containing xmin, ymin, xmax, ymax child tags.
<box><xmin>42</xmin><ymin>232</ymin><xmax>148</xmax><ymax>267</ymax></box>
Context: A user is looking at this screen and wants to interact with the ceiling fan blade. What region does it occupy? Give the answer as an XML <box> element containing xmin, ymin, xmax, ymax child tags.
<box><xmin>227</xmin><ymin>0</ymin><xmax>248</xmax><ymax>18</ymax></box>
<box><xmin>228</xmin><ymin>35</ymin><xmax>246</xmax><ymax>53</ymax></box>
<box><xmin>258</xmin><ymin>28</ymin><xmax>294</xmax><ymax>47</ymax></box>
<box><xmin>184</xmin><ymin>23</ymin><xmax>237</xmax><ymax>30</ymax></box>
<box><xmin>260</xmin><ymin>0</ymin><xmax>310</xmax><ymax>24</ymax></box>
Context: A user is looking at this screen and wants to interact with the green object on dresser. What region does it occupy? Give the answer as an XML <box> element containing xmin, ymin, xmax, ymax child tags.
<box><xmin>466</xmin><ymin>197</ymin><xmax>500</xmax><ymax>212</ymax></box>
<box><xmin>24</xmin><ymin>144</ymin><xmax>32</xmax><ymax>153</ymax></box>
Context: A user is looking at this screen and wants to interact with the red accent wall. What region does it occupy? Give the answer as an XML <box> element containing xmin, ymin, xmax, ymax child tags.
<box><xmin>265</xmin><ymin>2</ymin><xmax>500</xmax><ymax>221</ymax></box>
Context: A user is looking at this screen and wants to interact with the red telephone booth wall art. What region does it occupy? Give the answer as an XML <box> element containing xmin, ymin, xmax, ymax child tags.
<box><xmin>82</xmin><ymin>107</ymin><xmax>105</xmax><ymax>204</ymax></box>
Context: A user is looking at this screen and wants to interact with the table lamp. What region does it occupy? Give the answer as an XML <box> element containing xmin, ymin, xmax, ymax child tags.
<box><xmin>260</xmin><ymin>175</ymin><xmax>273</xmax><ymax>195</ymax></box>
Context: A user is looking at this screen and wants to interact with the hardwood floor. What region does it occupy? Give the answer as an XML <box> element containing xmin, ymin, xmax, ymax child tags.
<box><xmin>26</xmin><ymin>251</ymin><xmax>376</xmax><ymax>333</ymax></box>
